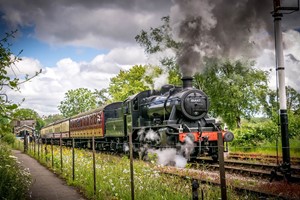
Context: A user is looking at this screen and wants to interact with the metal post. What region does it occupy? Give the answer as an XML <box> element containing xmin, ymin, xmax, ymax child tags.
<box><xmin>92</xmin><ymin>136</ymin><xmax>96</xmax><ymax>195</ymax></box>
<box><xmin>72</xmin><ymin>138</ymin><xmax>75</xmax><ymax>181</ymax></box>
<box><xmin>28</xmin><ymin>134</ymin><xmax>30</xmax><ymax>152</ymax></box>
<box><xmin>24</xmin><ymin>134</ymin><xmax>27</xmax><ymax>153</ymax></box>
<box><xmin>60</xmin><ymin>133</ymin><xmax>63</xmax><ymax>172</ymax></box>
<box><xmin>45</xmin><ymin>145</ymin><xmax>48</xmax><ymax>163</ymax></box>
<box><xmin>129</xmin><ymin>132</ymin><xmax>135</xmax><ymax>200</ymax></box>
<box><xmin>38</xmin><ymin>138</ymin><xmax>40</xmax><ymax>160</ymax></box>
<box><xmin>51</xmin><ymin>137</ymin><xmax>54</xmax><ymax>168</ymax></box>
<box><xmin>34</xmin><ymin>137</ymin><xmax>36</xmax><ymax>156</ymax></box>
<box><xmin>218</xmin><ymin>131</ymin><xmax>227</xmax><ymax>200</ymax></box>
<box><xmin>41</xmin><ymin>139</ymin><xmax>43</xmax><ymax>159</ymax></box>
<box><xmin>192</xmin><ymin>179</ymin><xmax>199</xmax><ymax>200</ymax></box>
<box><xmin>273</xmin><ymin>0</ymin><xmax>291</xmax><ymax>179</ymax></box>
<box><xmin>30</xmin><ymin>136</ymin><xmax>32</xmax><ymax>152</ymax></box>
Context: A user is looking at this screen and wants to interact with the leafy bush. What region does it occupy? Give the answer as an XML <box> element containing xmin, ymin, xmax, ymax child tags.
<box><xmin>230</xmin><ymin>117</ymin><xmax>300</xmax><ymax>156</ymax></box>
<box><xmin>231</xmin><ymin>119</ymin><xmax>278</xmax><ymax>147</ymax></box>
<box><xmin>2</xmin><ymin>133</ymin><xmax>16</xmax><ymax>145</ymax></box>
<box><xmin>0</xmin><ymin>142</ymin><xmax>31</xmax><ymax>199</ymax></box>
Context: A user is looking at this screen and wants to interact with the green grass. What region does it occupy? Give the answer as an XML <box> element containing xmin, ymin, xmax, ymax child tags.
<box><xmin>22</xmin><ymin>141</ymin><xmax>265</xmax><ymax>200</ymax></box>
<box><xmin>230</xmin><ymin>137</ymin><xmax>300</xmax><ymax>158</ymax></box>
<box><xmin>0</xmin><ymin>141</ymin><xmax>31</xmax><ymax>200</ymax></box>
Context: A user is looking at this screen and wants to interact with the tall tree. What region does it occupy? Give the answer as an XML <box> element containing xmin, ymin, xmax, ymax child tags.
<box><xmin>58</xmin><ymin>88</ymin><xmax>97</xmax><ymax>117</ymax></box>
<box><xmin>286</xmin><ymin>86</ymin><xmax>300</xmax><ymax>114</ymax></box>
<box><xmin>12</xmin><ymin>108</ymin><xmax>44</xmax><ymax>132</ymax></box>
<box><xmin>0</xmin><ymin>31</ymin><xmax>41</xmax><ymax>143</ymax></box>
<box><xmin>136</xmin><ymin>16</ymin><xmax>274</xmax><ymax>130</ymax></box>
<box><xmin>135</xmin><ymin>16</ymin><xmax>180</xmax><ymax>55</ymax></box>
<box><xmin>94</xmin><ymin>88</ymin><xmax>110</xmax><ymax>106</ymax></box>
<box><xmin>42</xmin><ymin>114</ymin><xmax>65</xmax><ymax>126</ymax></box>
<box><xmin>262</xmin><ymin>86</ymin><xmax>300</xmax><ymax>118</ymax></box>
<box><xmin>194</xmin><ymin>59</ymin><xmax>269</xmax><ymax>129</ymax></box>
<box><xmin>1</xmin><ymin>31</ymin><xmax>21</xmax><ymax>123</ymax></box>
<box><xmin>135</xmin><ymin>16</ymin><xmax>182</xmax><ymax>85</ymax></box>
<box><xmin>262</xmin><ymin>86</ymin><xmax>300</xmax><ymax>138</ymax></box>
<box><xmin>108</xmin><ymin>65</ymin><xmax>162</xmax><ymax>102</ymax></box>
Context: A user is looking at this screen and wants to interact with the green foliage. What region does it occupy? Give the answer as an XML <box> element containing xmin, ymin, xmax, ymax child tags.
<box><xmin>167</xmin><ymin>64</ymin><xmax>182</xmax><ymax>85</ymax></box>
<box><xmin>58</xmin><ymin>88</ymin><xmax>98</xmax><ymax>117</ymax></box>
<box><xmin>288</xmin><ymin>110</ymin><xmax>300</xmax><ymax>138</ymax></box>
<box><xmin>286</xmin><ymin>86</ymin><xmax>300</xmax><ymax>114</ymax></box>
<box><xmin>0</xmin><ymin>31</ymin><xmax>21</xmax><ymax>91</ymax></box>
<box><xmin>42</xmin><ymin>114</ymin><xmax>65</xmax><ymax>126</ymax></box>
<box><xmin>0</xmin><ymin>32</ymin><xmax>20</xmax><ymax>128</ymax></box>
<box><xmin>194</xmin><ymin>59</ymin><xmax>269</xmax><ymax>129</ymax></box>
<box><xmin>262</xmin><ymin>87</ymin><xmax>300</xmax><ymax>138</ymax></box>
<box><xmin>231</xmin><ymin>119</ymin><xmax>278</xmax><ymax>147</ymax></box>
<box><xmin>135</xmin><ymin>16</ymin><xmax>182</xmax><ymax>83</ymax></box>
<box><xmin>27</xmin><ymin>144</ymin><xmax>255</xmax><ymax>200</ymax></box>
<box><xmin>108</xmin><ymin>65</ymin><xmax>162</xmax><ymax>102</ymax></box>
<box><xmin>0</xmin><ymin>142</ymin><xmax>31</xmax><ymax>199</ymax></box>
<box><xmin>94</xmin><ymin>88</ymin><xmax>110</xmax><ymax>106</ymax></box>
<box><xmin>1</xmin><ymin>31</ymin><xmax>41</xmax><ymax>143</ymax></box>
<box><xmin>135</xmin><ymin>16</ymin><xmax>180</xmax><ymax>54</ymax></box>
<box><xmin>12</xmin><ymin>108</ymin><xmax>45</xmax><ymax>131</ymax></box>
<box><xmin>13</xmin><ymin>108</ymin><xmax>39</xmax><ymax>119</ymax></box>
<box><xmin>58</xmin><ymin>87</ymin><xmax>112</xmax><ymax>118</ymax></box>
<box><xmin>0</xmin><ymin>116</ymin><xmax>12</xmax><ymax>134</ymax></box>
<box><xmin>231</xmin><ymin>112</ymin><xmax>300</xmax><ymax>154</ymax></box>
<box><xmin>2</xmin><ymin>133</ymin><xmax>16</xmax><ymax>144</ymax></box>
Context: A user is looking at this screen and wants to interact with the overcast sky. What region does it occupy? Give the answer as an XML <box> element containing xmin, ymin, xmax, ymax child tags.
<box><xmin>0</xmin><ymin>0</ymin><xmax>299</xmax><ymax>116</ymax></box>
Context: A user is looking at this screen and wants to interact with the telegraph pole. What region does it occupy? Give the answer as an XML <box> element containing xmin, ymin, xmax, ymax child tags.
<box><xmin>272</xmin><ymin>0</ymin><xmax>299</xmax><ymax>180</ymax></box>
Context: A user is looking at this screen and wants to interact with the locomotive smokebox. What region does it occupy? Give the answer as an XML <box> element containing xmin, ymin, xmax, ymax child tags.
<box><xmin>181</xmin><ymin>76</ymin><xmax>193</xmax><ymax>89</ymax></box>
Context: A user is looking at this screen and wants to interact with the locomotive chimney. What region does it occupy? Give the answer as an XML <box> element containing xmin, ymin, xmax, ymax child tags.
<box><xmin>181</xmin><ymin>76</ymin><xmax>193</xmax><ymax>89</ymax></box>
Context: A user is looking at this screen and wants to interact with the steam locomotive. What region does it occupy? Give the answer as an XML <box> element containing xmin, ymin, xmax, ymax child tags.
<box><xmin>40</xmin><ymin>76</ymin><xmax>234</xmax><ymax>161</ymax></box>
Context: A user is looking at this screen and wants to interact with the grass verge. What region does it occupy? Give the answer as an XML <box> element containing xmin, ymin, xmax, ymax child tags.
<box><xmin>20</xmin><ymin>141</ymin><xmax>265</xmax><ymax>200</ymax></box>
<box><xmin>0</xmin><ymin>141</ymin><xmax>31</xmax><ymax>200</ymax></box>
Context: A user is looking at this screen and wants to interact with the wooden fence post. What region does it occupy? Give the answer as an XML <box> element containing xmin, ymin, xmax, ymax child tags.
<box><xmin>38</xmin><ymin>138</ymin><xmax>40</xmax><ymax>160</ymax></box>
<box><xmin>24</xmin><ymin>134</ymin><xmax>28</xmax><ymax>153</ymax></box>
<box><xmin>129</xmin><ymin>132</ymin><xmax>135</xmax><ymax>200</ymax></box>
<box><xmin>218</xmin><ymin>131</ymin><xmax>227</xmax><ymax>200</ymax></box>
<box><xmin>92</xmin><ymin>136</ymin><xmax>96</xmax><ymax>195</ymax></box>
<box><xmin>72</xmin><ymin>138</ymin><xmax>75</xmax><ymax>181</ymax></box>
<box><xmin>51</xmin><ymin>137</ymin><xmax>54</xmax><ymax>167</ymax></box>
<box><xmin>60</xmin><ymin>133</ymin><xmax>63</xmax><ymax>173</ymax></box>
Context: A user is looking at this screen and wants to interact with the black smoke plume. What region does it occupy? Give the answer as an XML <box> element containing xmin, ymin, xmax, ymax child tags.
<box><xmin>170</xmin><ymin>0</ymin><xmax>300</xmax><ymax>76</ymax></box>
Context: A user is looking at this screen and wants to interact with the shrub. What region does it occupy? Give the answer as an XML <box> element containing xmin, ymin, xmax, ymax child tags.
<box><xmin>2</xmin><ymin>133</ymin><xmax>16</xmax><ymax>145</ymax></box>
<box><xmin>0</xmin><ymin>142</ymin><xmax>31</xmax><ymax>199</ymax></box>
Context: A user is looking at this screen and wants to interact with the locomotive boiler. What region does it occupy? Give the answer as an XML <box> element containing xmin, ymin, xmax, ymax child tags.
<box><xmin>40</xmin><ymin>76</ymin><xmax>234</xmax><ymax>161</ymax></box>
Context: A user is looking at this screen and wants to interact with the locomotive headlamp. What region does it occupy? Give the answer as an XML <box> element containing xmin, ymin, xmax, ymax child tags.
<box><xmin>224</xmin><ymin>131</ymin><xmax>234</xmax><ymax>142</ymax></box>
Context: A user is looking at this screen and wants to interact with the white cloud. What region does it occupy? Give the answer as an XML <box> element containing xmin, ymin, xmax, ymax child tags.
<box><xmin>0</xmin><ymin>0</ymin><xmax>172</xmax><ymax>49</ymax></box>
<box><xmin>6</xmin><ymin>57</ymin><xmax>42</xmax><ymax>77</ymax></box>
<box><xmin>1</xmin><ymin>0</ymin><xmax>299</xmax><ymax>117</ymax></box>
<box><xmin>255</xmin><ymin>30</ymin><xmax>300</xmax><ymax>92</ymax></box>
<box><xmin>6</xmin><ymin>46</ymin><xmax>148</xmax><ymax>116</ymax></box>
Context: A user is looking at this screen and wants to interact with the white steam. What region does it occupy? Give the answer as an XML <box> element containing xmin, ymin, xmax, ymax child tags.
<box><xmin>181</xmin><ymin>135</ymin><xmax>195</xmax><ymax>160</ymax></box>
<box><xmin>148</xmin><ymin>148</ymin><xmax>187</xmax><ymax>168</ymax></box>
<box><xmin>137</xmin><ymin>128</ymin><xmax>197</xmax><ymax>168</ymax></box>
<box><xmin>153</xmin><ymin>73</ymin><xmax>169</xmax><ymax>90</ymax></box>
<box><xmin>144</xmin><ymin>129</ymin><xmax>160</xmax><ymax>142</ymax></box>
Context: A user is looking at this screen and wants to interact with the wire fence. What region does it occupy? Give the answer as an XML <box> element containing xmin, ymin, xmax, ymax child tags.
<box><xmin>11</xmin><ymin>136</ymin><xmax>299</xmax><ymax>200</ymax></box>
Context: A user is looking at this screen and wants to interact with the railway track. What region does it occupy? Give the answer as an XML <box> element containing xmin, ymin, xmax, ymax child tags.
<box><xmin>155</xmin><ymin>165</ymin><xmax>300</xmax><ymax>200</ymax></box>
<box><xmin>112</xmin><ymin>149</ymin><xmax>300</xmax><ymax>199</ymax></box>
<box><xmin>194</xmin><ymin>157</ymin><xmax>300</xmax><ymax>182</ymax></box>
<box><xmin>227</xmin><ymin>152</ymin><xmax>300</xmax><ymax>166</ymax></box>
